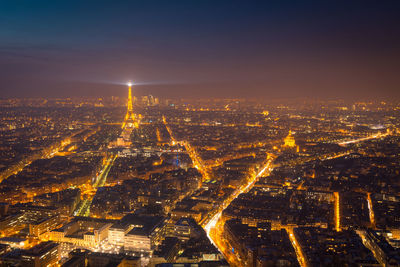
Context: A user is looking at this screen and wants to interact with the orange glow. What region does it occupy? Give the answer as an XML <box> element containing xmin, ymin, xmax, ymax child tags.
<box><xmin>156</xmin><ymin>128</ymin><xmax>162</xmax><ymax>142</ymax></box>
<box><xmin>334</xmin><ymin>192</ymin><xmax>341</xmax><ymax>232</ymax></box>
<box><xmin>203</xmin><ymin>155</ymin><xmax>274</xmax><ymax>266</ymax></box>
<box><xmin>286</xmin><ymin>227</ymin><xmax>307</xmax><ymax>267</ymax></box>
<box><xmin>367</xmin><ymin>193</ymin><xmax>376</xmax><ymax>228</ymax></box>
<box><xmin>163</xmin><ymin>116</ymin><xmax>211</xmax><ymax>180</ymax></box>
<box><xmin>122</xmin><ymin>83</ymin><xmax>139</xmax><ymax>129</ymax></box>
<box><xmin>283</xmin><ymin>130</ymin><xmax>296</xmax><ymax>148</ymax></box>
<box><xmin>338</xmin><ymin>131</ymin><xmax>390</xmax><ymax>146</ymax></box>
<box><xmin>152</xmin><ymin>160</ymin><xmax>162</xmax><ymax>166</ymax></box>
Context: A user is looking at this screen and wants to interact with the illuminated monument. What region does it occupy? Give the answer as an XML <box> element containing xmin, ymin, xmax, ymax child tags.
<box><xmin>284</xmin><ymin>130</ymin><xmax>296</xmax><ymax>147</ymax></box>
<box><xmin>122</xmin><ymin>81</ymin><xmax>139</xmax><ymax>129</ymax></box>
<box><xmin>115</xmin><ymin>82</ymin><xmax>140</xmax><ymax>147</ymax></box>
<box><xmin>283</xmin><ymin>130</ymin><xmax>299</xmax><ymax>152</ymax></box>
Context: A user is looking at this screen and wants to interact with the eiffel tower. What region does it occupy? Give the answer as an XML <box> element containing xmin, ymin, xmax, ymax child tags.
<box><xmin>122</xmin><ymin>82</ymin><xmax>139</xmax><ymax>129</ymax></box>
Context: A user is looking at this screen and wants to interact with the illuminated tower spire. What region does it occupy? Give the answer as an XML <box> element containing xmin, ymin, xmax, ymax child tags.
<box><xmin>127</xmin><ymin>82</ymin><xmax>133</xmax><ymax>112</ymax></box>
<box><xmin>122</xmin><ymin>81</ymin><xmax>139</xmax><ymax>129</ymax></box>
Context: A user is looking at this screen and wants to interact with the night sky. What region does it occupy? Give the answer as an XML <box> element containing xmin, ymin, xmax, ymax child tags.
<box><xmin>1</xmin><ymin>0</ymin><xmax>400</xmax><ymax>99</ymax></box>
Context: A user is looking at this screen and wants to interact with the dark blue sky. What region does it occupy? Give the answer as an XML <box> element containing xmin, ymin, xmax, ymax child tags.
<box><xmin>1</xmin><ymin>0</ymin><xmax>400</xmax><ymax>99</ymax></box>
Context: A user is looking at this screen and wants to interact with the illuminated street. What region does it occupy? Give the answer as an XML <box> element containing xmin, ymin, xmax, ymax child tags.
<box><xmin>286</xmin><ymin>227</ymin><xmax>307</xmax><ymax>267</ymax></box>
<box><xmin>338</xmin><ymin>131</ymin><xmax>390</xmax><ymax>146</ymax></box>
<box><xmin>204</xmin><ymin>155</ymin><xmax>275</xmax><ymax>266</ymax></box>
<box><xmin>367</xmin><ymin>192</ymin><xmax>376</xmax><ymax>228</ymax></box>
<box><xmin>334</xmin><ymin>191</ymin><xmax>341</xmax><ymax>232</ymax></box>
<box><xmin>0</xmin><ymin>134</ymin><xmax>74</xmax><ymax>183</ymax></box>
<box><xmin>163</xmin><ymin>116</ymin><xmax>211</xmax><ymax>180</ymax></box>
<box><xmin>93</xmin><ymin>154</ymin><xmax>118</xmax><ymax>188</ymax></box>
<box><xmin>74</xmin><ymin>153</ymin><xmax>117</xmax><ymax>216</ymax></box>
